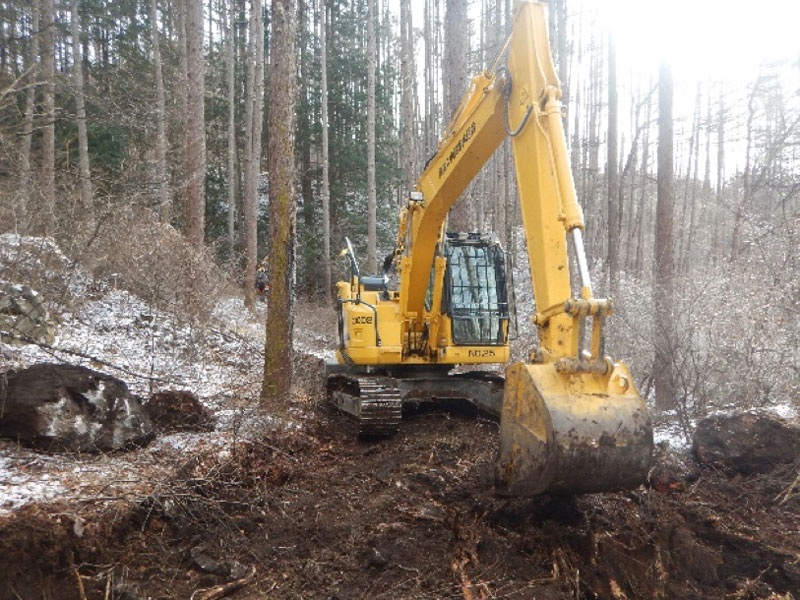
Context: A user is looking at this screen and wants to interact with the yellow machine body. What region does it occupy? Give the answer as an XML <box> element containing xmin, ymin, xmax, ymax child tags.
<box><xmin>333</xmin><ymin>1</ymin><xmax>652</xmax><ymax>495</ymax></box>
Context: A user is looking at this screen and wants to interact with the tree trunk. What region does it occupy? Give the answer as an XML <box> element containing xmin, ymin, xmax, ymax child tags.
<box><xmin>70</xmin><ymin>0</ymin><xmax>93</xmax><ymax>217</ymax></box>
<box><xmin>243</xmin><ymin>0</ymin><xmax>261</xmax><ymax>309</ymax></box>
<box><xmin>712</xmin><ymin>87</ymin><xmax>725</xmax><ymax>263</ymax></box>
<box><xmin>320</xmin><ymin>0</ymin><xmax>332</xmax><ymax>301</ymax></box>
<box><xmin>654</xmin><ymin>62</ymin><xmax>675</xmax><ymax>412</ymax></box>
<box><xmin>444</xmin><ymin>0</ymin><xmax>469</xmax><ymax>231</ymax></box>
<box><xmin>731</xmin><ymin>78</ymin><xmax>759</xmax><ymax>263</ymax></box>
<box><xmin>184</xmin><ymin>0</ymin><xmax>206</xmax><ymax>247</ymax></box>
<box><xmin>225</xmin><ymin>0</ymin><xmax>236</xmax><ymax>256</ymax></box>
<box><xmin>19</xmin><ymin>0</ymin><xmax>39</xmax><ymax>226</ymax></box>
<box><xmin>40</xmin><ymin>0</ymin><xmax>55</xmax><ymax>234</ymax></box>
<box><xmin>150</xmin><ymin>0</ymin><xmax>170</xmax><ymax>223</ymax></box>
<box><xmin>400</xmin><ymin>0</ymin><xmax>415</xmax><ymax>195</ymax></box>
<box><xmin>366</xmin><ymin>0</ymin><xmax>377</xmax><ymax>274</ymax></box>
<box><xmin>261</xmin><ymin>0</ymin><xmax>297</xmax><ymax>406</ymax></box>
<box><xmin>606</xmin><ymin>32</ymin><xmax>619</xmax><ymax>296</ymax></box>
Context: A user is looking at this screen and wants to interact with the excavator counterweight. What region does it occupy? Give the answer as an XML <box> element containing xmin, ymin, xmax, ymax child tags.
<box><xmin>327</xmin><ymin>1</ymin><xmax>652</xmax><ymax>496</ymax></box>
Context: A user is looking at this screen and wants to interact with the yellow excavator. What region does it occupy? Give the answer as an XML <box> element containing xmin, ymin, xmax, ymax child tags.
<box><xmin>326</xmin><ymin>1</ymin><xmax>652</xmax><ymax>495</ymax></box>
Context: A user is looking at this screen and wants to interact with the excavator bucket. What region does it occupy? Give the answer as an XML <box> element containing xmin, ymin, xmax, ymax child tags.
<box><xmin>495</xmin><ymin>361</ymin><xmax>652</xmax><ymax>496</ymax></box>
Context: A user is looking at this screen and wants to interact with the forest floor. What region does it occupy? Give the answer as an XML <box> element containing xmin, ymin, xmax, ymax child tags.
<box><xmin>1</xmin><ymin>349</ymin><xmax>798</xmax><ymax>599</ymax></box>
<box><xmin>0</xmin><ymin>235</ymin><xmax>798</xmax><ymax>599</ymax></box>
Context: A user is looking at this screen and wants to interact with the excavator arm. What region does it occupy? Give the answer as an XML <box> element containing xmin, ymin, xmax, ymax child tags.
<box><xmin>399</xmin><ymin>3</ymin><xmax>595</xmax><ymax>361</ymax></box>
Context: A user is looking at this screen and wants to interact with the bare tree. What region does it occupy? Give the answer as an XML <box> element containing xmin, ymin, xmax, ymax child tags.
<box><xmin>320</xmin><ymin>0</ymin><xmax>332</xmax><ymax>300</ymax></box>
<box><xmin>19</xmin><ymin>0</ymin><xmax>39</xmax><ymax>225</ymax></box>
<box><xmin>225</xmin><ymin>0</ymin><xmax>236</xmax><ymax>255</ymax></box>
<box><xmin>400</xmin><ymin>0</ymin><xmax>415</xmax><ymax>195</ymax></box>
<box><xmin>150</xmin><ymin>0</ymin><xmax>170</xmax><ymax>223</ymax></box>
<box><xmin>444</xmin><ymin>0</ymin><xmax>469</xmax><ymax>231</ymax></box>
<box><xmin>243</xmin><ymin>0</ymin><xmax>263</xmax><ymax>309</ymax></box>
<box><xmin>261</xmin><ymin>0</ymin><xmax>297</xmax><ymax>406</ymax></box>
<box><xmin>184</xmin><ymin>0</ymin><xmax>206</xmax><ymax>247</ymax></box>
<box><xmin>40</xmin><ymin>0</ymin><xmax>55</xmax><ymax>233</ymax></box>
<box><xmin>366</xmin><ymin>0</ymin><xmax>377</xmax><ymax>274</ymax></box>
<box><xmin>606</xmin><ymin>31</ymin><xmax>619</xmax><ymax>295</ymax></box>
<box><xmin>654</xmin><ymin>62</ymin><xmax>675</xmax><ymax>411</ymax></box>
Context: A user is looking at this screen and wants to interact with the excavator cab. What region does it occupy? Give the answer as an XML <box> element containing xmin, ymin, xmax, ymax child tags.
<box><xmin>442</xmin><ymin>233</ymin><xmax>511</xmax><ymax>347</ymax></box>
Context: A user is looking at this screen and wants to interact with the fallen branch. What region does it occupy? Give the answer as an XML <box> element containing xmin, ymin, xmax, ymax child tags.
<box><xmin>775</xmin><ymin>469</ymin><xmax>800</xmax><ymax>505</ymax></box>
<box><xmin>190</xmin><ymin>565</ymin><xmax>257</xmax><ymax>600</ymax></box>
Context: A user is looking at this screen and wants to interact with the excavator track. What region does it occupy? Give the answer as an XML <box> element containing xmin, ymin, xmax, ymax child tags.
<box><xmin>327</xmin><ymin>375</ymin><xmax>402</xmax><ymax>437</ymax></box>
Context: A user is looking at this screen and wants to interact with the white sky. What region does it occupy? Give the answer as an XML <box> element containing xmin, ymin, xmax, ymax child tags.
<box><xmin>601</xmin><ymin>0</ymin><xmax>800</xmax><ymax>83</ymax></box>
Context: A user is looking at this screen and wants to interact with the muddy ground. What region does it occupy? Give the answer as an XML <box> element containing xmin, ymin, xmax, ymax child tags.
<box><xmin>1</xmin><ymin>356</ymin><xmax>798</xmax><ymax>600</ymax></box>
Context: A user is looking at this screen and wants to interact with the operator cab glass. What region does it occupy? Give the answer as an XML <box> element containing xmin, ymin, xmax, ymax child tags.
<box><xmin>443</xmin><ymin>233</ymin><xmax>509</xmax><ymax>345</ymax></box>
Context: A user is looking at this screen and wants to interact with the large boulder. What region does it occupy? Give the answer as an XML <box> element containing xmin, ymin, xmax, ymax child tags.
<box><xmin>0</xmin><ymin>281</ymin><xmax>55</xmax><ymax>346</ymax></box>
<box><xmin>692</xmin><ymin>410</ymin><xmax>800</xmax><ymax>474</ymax></box>
<box><xmin>0</xmin><ymin>363</ymin><xmax>154</xmax><ymax>452</ymax></box>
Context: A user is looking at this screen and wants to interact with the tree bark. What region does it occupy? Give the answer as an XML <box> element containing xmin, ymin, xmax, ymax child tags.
<box><xmin>712</xmin><ymin>87</ymin><xmax>725</xmax><ymax>262</ymax></box>
<box><xmin>366</xmin><ymin>0</ymin><xmax>377</xmax><ymax>274</ymax></box>
<box><xmin>19</xmin><ymin>0</ymin><xmax>39</xmax><ymax>226</ymax></box>
<box><xmin>606</xmin><ymin>32</ymin><xmax>619</xmax><ymax>296</ymax></box>
<box><xmin>40</xmin><ymin>0</ymin><xmax>55</xmax><ymax>234</ymax></box>
<box><xmin>320</xmin><ymin>0</ymin><xmax>332</xmax><ymax>301</ymax></box>
<box><xmin>400</xmin><ymin>0</ymin><xmax>415</xmax><ymax>195</ymax></box>
<box><xmin>225</xmin><ymin>0</ymin><xmax>236</xmax><ymax>256</ymax></box>
<box><xmin>70</xmin><ymin>0</ymin><xmax>93</xmax><ymax>217</ymax></box>
<box><xmin>444</xmin><ymin>0</ymin><xmax>469</xmax><ymax>231</ymax></box>
<box><xmin>184</xmin><ymin>0</ymin><xmax>206</xmax><ymax>247</ymax></box>
<box><xmin>654</xmin><ymin>62</ymin><xmax>675</xmax><ymax>412</ymax></box>
<box><xmin>261</xmin><ymin>0</ymin><xmax>297</xmax><ymax>406</ymax></box>
<box><xmin>150</xmin><ymin>0</ymin><xmax>170</xmax><ymax>223</ymax></box>
<box><xmin>243</xmin><ymin>0</ymin><xmax>262</xmax><ymax>309</ymax></box>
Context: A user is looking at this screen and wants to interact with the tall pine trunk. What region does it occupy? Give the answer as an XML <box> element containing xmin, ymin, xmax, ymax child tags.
<box><xmin>366</xmin><ymin>0</ymin><xmax>377</xmax><ymax>274</ymax></box>
<box><xmin>243</xmin><ymin>0</ymin><xmax>262</xmax><ymax>308</ymax></box>
<box><xmin>261</xmin><ymin>0</ymin><xmax>297</xmax><ymax>406</ymax></box>
<box><xmin>654</xmin><ymin>62</ymin><xmax>675</xmax><ymax>412</ymax></box>
<box><xmin>19</xmin><ymin>0</ymin><xmax>39</xmax><ymax>226</ymax></box>
<box><xmin>150</xmin><ymin>0</ymin><xmax>170</xmax><ymax>223</ymax></box>
<box><xmin>40</xmin><ymin>0</ymin><xmax>55</xmax><ymax>234</ymax></box>
<box><xmin>606</xmin><ymin>32</ymin><xmax>619</xmax><ymax>295</ymax></box>
<box><xmin>184</xmin><ymin>0</ymin><xmax>206</xmax><ymax>247</ymax></box>
<box><xmin>400</xmin><ymin>0</ymin><xmax>415</xmax><ymax>195</ymax></box>
<box><xmin>444</xmin><ymin>0</ymin><xmax>469</xmax><ymax>231</ymax></box>
<box><xmin>71</xmin><ymin>0</ymin><xmax>93</xmax><ymax>217</ymax></box>
<box><xmin>225</xmin><ymin>0</ymin><xmax>236</xmax><ymax>255</ymax></box>
<box><xmin>320</xmin><ymin>0</ymin><xmax>332</xmax><ymax>300</ymax></box>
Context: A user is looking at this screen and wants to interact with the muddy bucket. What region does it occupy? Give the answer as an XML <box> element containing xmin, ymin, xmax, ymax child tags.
<box><xmin>495</xmin><ymin>361</ymin><xmax>653</xmax><ymax>496</ymax></box>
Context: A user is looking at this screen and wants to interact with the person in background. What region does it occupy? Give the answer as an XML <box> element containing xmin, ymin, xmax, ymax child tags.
<box><xmin>255</xmin><ymin>266</ymin><xmax>270</xmax><ymax>296</ymax></box>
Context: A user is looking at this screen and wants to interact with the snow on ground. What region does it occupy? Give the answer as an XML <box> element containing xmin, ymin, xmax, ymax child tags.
<box><xmin>0</xmin><ymin>235</ymin><xmax>300</xmax><ymax>513</ymax></box>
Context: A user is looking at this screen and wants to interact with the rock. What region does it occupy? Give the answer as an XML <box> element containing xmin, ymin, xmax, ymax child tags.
<box><xmin>365</xmin><ymin>548</ymin><xmax>389</xmax><ymax>570</ymax></box>
<box><xmin>692</xmin><ymin>411</ymin><xmax>800</xmax><ymax>475</ymax></box>
<box><xmin>0</xmin><ymin>363</ymin><xmax>154</xmax><ymax>452</ymax></box>
<box><xmin>144</xmin><ymin>390</ymin><xmax>213</xmax><ymax>433</ymax></box>
<box><xmin>0</xmin><ymin>281</ymin><xmax>55</xmax><ymax>346</ymax></box>
<box><xmin>190</xmin><ymin>545</ymin><xmax>225</xmax><ymax>575</ymax></box>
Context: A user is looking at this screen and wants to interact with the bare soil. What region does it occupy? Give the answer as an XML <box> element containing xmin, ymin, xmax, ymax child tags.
<box><xmin>1</xmin><ymin>355</ymin><xmax>798</xmax><ymax>600</ymax></box>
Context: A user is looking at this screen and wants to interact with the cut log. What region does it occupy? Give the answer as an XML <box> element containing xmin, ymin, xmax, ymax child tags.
<box><xmin>692</xmin><ymin>411</ymin><xmax>800</xmax><ymax>475</ymax></box>
<box><xmin>0</xmin><ymin>363</ymin><xmax>154</xmax><ymax>452</ymax></box>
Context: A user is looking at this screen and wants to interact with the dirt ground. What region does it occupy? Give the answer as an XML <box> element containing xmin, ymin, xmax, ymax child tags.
<box><xmin>1</xmin><ymin>354</ymin><xmax>798</xmax><ymax>600</ymax></box>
